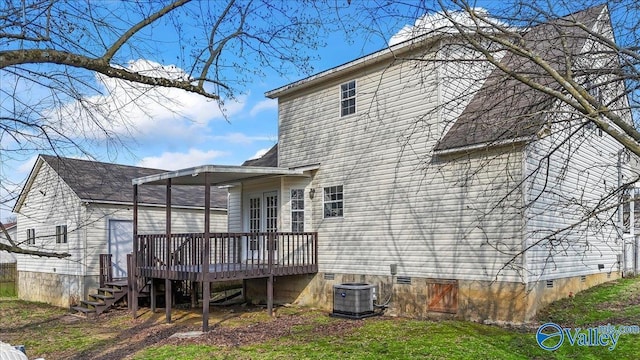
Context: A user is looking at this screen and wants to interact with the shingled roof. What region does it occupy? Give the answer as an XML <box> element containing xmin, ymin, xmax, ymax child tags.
<box><xmin>25</xmin><ymin>155</ymin><xmax>227</xmax><ymax>209</ymax></box>
<box><xmin>242</xmin><ymin>144</ymin><xmax>278</xmax><ymax>167</ymax></box>
<box><xmin>434</xmin><ymin>5</ymin><xmax>606</xmax><ymax>151</ymax></box>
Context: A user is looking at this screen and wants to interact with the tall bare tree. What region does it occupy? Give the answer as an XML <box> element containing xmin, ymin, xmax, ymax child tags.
<box><xmin>0</xmin><ymin>0</ymin><xmax>330</xmax><ymax>257</ymax></box>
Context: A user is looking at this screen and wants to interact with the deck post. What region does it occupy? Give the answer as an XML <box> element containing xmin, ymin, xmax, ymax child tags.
<box><xmin>202</xmin><ymin>174</ymin><xmax>211</xmax><ymax>332</ymax></box>
<box><xmin>165</xmin><ymin>179</ymin><xmax>172</xmax><ymax>324</ymax></box>
<box><xmin>267</xmin><ymin>231</ymin><xmax>274</xmax><ymax>316</ymax></box>
<box><xmin>191</xmin><ymin>282</ymin><xmax>197</xmax><ymax>309</ymax></box>
<box><xmin>267</xmin><ymin>274</ymin><xmax>274</xmax><ymax>316</ymax></box>
<box><xmin>131</xmin><ymin>184</ymin><xmax>139</xmax><ymax>318</ymax></box>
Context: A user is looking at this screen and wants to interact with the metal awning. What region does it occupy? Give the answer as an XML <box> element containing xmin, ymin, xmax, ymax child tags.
<box><xmin>132</xmin><ymin>165</ymin><xmax>307</xmax><ymax>186</ymax></box>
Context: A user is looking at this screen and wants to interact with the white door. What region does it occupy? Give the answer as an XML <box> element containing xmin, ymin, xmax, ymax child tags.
<box><xmin>108</xmin><ymin>220</ymin><xmax>133</xmax><ymax>278</ymax></box>
<box><xmin>244</xmin><ymin>191</ymin><xmax>278</xmax><ymax>262</ymax></box>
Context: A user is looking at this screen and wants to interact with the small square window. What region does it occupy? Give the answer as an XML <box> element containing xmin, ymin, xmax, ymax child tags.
<box><xmin>323</xmin><ymin>185</ymin><xmax>344</xmax><ymax>218</ymax></box>
<box><xmin>56</xmin><ymin>225</ymin><xmax>67</xmax><ymax>244</ymax></box>
<box><xmin>26</xmin><ymin>228</ymin><xmax>35</xmax><ymax>245</ymax></box>
<box><xmin>340</xmin><ymin>81</ymin><xmax>356</xmax><ymax>117</ymax></box>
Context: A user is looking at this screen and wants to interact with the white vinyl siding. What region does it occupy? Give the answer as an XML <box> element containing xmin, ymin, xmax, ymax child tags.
<box><xmin>291</xmin><ymin>189</ymin><xmax>305</xmax><ymax>232</ymax></box>
<box><xmin>228</xmin><ymin>185</ymin><xmax>243</xmax><ymax>232</ymax></box>
<box><xmin>15</xmin><ymin>161</ymin><xmax>84</xmax><ymax>276</ymax></box>
<box><xmin>278</xmin><ymin>42</ymin><xmax>524</xmax><ymax>282</ymax></box>
<box><xmin>523</xmin><ymin>15</ymin><xmax>632</xmax><ymax>281</ymax></box>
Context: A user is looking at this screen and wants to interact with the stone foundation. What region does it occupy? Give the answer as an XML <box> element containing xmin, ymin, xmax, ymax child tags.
<box><xmin>18</xmin><ymin>271</ymin><xmax>99</xmax><ymax>308</ymax></box>
<box><xmin>244</xmin><ymin>271</ymin><xmax>622</xmax><ymax>323</ymax></box>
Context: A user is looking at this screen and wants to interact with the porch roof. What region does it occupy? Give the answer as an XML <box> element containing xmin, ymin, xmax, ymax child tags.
<box><xmin>132</xmin><ymin>165</ymin><xmax>307</xmax><ymax>186</ymax></box>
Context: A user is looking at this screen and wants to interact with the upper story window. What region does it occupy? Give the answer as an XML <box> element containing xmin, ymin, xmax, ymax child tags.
<box><xmin>26</xmin><ymin>228</ymin><xmax>35</xmax><ymax>245</ymax></box>
<box><xmin>324</xmin><ymin>185</ymin><xmax>343</xmax><ymax>218</ymax></box>
<box><xmin>55</xmin><ymin>225</ymin><xmax>67</xmax><ymax>244</ymax></box>
<box><xmin>340</xmin><ymin>80</ymin><xmax>356</xmax><ymax>117</ymax></box>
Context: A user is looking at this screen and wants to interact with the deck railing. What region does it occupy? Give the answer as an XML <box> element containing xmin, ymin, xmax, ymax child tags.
<box><xmin>135</xmin><ymin>232</ymin><xmax>318</xmax><ymax>281</ymax></box>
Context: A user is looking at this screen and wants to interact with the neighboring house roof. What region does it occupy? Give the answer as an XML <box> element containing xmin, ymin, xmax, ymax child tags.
<box><xmin>242</xmin><ymin>144</ymin><xmax>278</xmax><ymax>167</ymax></box>
<box><xmin>1</xmin><ymin>222</ymin><xmax>16</xmax><ymax>230</ymax></box>
<box><xmin>13</xmin><ymin>155</ymin><xmax>228</xmax><ymax>212</ymax></box>
<box><xmin>434</xmin><ymin>5</ymin><xmax>606</xmax><ymax>152</ymax></box>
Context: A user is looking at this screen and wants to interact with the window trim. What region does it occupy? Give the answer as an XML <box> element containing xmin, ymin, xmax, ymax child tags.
<box><xmin>55</xmin><ymin>224</ymin><xmax>68</xmax><ymax>244</ymax></box>
<box><xmin>323</xmin><ymin>185</ymin><xmax>344</xmax><ymax>218</ymax></box>
<box><xmin>340</xmin><ymin>80</ymin><xmax>356</xmax><ymax>117</ymax></box>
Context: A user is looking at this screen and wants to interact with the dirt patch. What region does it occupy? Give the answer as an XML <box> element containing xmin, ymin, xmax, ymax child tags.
<box><xmin>63</xmin><ymin>306</ymin><xmax>370</xmax><ymax>359</ymax></box>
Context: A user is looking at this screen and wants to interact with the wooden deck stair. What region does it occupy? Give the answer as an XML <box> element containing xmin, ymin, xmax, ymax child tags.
<box><xmin>71</xmin><ymin>280</ymin><xmax>128</xmax><ymax>317</ymax></box>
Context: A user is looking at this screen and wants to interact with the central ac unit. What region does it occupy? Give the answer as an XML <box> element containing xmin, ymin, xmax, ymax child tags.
<box><xmin>332</xmin><ymin>283</ymin><xmax>376</xmax><ymax>319</ymax></box>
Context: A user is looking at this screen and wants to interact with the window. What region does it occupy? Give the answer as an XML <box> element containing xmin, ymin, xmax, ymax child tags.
<box><xmin>249</xmin><ymin>197</ymin><xmax>260</xmax><ymax>250</ymax></box>
<box><xmin>622</xmin><ymin>188</ymin><xmax>640</xmax><ymax>233</ymax></box>
<box><xmin>26</xmin><ymin>228</ymin><xmax>35</xmax><ymax>245</ymax></box>
<box><xmin>55</xmin><ymin>225</ymin><xmax>67</xmax><ymax>244</ymax></box>
<box><xmin>291</xmin><ymin>189</ymin><xmax>305</xmax><ymax>232</ymax></box>
<box><xmin>340</xmin><ymin>80</ymin><xmax>356</xmax><ymax>116</ymax></box>
<box><xmin>323</xmin><ymin>185</ymin><xmax>343</xmax><ymax>218</ymax></box>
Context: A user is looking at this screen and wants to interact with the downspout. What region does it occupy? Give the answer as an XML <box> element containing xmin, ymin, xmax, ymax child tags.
<box><xmin>617</xmin><ymin>149</ymin><xmax>625</xmax><ymax>274</ymax></box>
<box><xmin>521</xmin><ymin>147</ymin><xmax>529</xmax><ymax>289</ymax></box>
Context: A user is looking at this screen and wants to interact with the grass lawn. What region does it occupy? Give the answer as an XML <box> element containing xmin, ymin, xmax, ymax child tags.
<box><xmin>1</xmin><ymin>277</ymin><xmax>639</xmax><ymax>359</ymax></box>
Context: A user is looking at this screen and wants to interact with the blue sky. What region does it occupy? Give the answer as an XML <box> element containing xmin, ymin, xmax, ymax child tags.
<box><xmin>0</xmin><ymin>1</ymin><xmax>398</xmax><ymax>220</ymax></box>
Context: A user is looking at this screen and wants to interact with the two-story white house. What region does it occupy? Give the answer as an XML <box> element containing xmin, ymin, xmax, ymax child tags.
<box><xmin>132</xmin><ymin>5</ymin><xmax>638</xmax><ymax>324</ymax></box>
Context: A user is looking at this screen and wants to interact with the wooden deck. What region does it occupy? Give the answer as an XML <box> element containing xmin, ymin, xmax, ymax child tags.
<box><xmin>134</xmin><ymin>232</ymin><xmax>318</xmax><ymax>282</ymax></box>
<box><xmin>128</xmin><ymin>231</ymin><xmax>318</xmax><ymax>331</ymax></box>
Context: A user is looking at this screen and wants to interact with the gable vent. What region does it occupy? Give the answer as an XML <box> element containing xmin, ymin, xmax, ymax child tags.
<box><xmin>396</xmin><ymin>276</ymin><xmax>412</xmax><ymax>285</ymax></box>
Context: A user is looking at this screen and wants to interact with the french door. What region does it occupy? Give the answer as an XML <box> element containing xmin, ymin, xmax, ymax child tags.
<box><xmin>244</xmin><ymin>191</ymin><xmax>278</xmax><ymax>262</ymax></box>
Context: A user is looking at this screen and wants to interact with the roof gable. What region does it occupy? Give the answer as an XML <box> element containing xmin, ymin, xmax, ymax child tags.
<box><xmin>15</xmin><ymin>155</ymin><xmax>227</xmax><ymax>211</ymax></box>
<box><xmin>242</xmin><ymin>144</ymin><xmax>278</xmax><ymax>167</ymax></box>
<box><xmin>435</xmin><ymin>5</ymin><xmax>607</xmax><ymax>151</ymax></box>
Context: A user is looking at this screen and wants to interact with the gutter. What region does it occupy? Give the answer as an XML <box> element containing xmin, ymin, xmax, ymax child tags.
<box><xmin>80</xmin><ymin>199</ymin><xmax>227</xmax><ymax>212</ymax></box>
<box><xmin>433</xmin><ymin>136</ymin><xmax>536</xmax><ymax>156</ymax></box>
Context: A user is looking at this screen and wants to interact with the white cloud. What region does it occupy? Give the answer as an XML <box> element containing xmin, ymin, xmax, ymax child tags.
<box><xmin>249</xmin><ymin>147</ymin><xmax>270</xmax><ymax>160</ymax></box>
<box><xmin>209</xmin><ymin>132</ymin><xmax>275</xmax><ymax>145</ymax></box>
<box><xmin>16</xmin><ymin>154</ymin><xmax>39</xmax><ymax>174</ymax></box>
<box><xmin>138</xmin><ymin>148</ymin><xmax>228</xmax><ymax>170</ymax></box>
<box><xmin>389</xmin><ymin>8</ymin><xmax>511</xmax><ymax>46</ymax></box>
<box><xmin>46</xmin><ymin>59</ymin><xmax>246</xmax><ymax>142</ymax></box>
<box><xmin>249</xmin><ymin>99</ymin><xmax>277</xmax><ymax>117</ymax></box>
